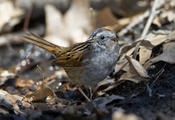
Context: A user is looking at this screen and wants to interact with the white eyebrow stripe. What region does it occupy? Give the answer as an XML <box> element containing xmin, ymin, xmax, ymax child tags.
<box><xmin>96</xmin><ymin>31</ymin><xmax>115</xmax><ymax>38</ymax></box>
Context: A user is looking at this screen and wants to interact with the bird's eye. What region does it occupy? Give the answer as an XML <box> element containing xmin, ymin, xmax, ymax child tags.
<box><xmin>100</xmin><ymin>35</ymin><xmax>105</xmax><ymax>40</ymax></box>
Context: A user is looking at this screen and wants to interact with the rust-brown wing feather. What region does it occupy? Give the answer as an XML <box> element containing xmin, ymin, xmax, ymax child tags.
<box><xmin>53</xmin><ymin>42</ymin><xmax>90</xmax><ymax>67</ymax></box>
<box><xmin>22</xmin><ymin>32</ymin><xmax>90</xmax><ymax>67</ymax></box>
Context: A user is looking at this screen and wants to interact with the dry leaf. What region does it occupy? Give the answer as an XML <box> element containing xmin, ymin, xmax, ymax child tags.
<box><xmin>0</xmin><ymin>70</ymin><xmax>16</xmax><ymax>86</ymax></box>
<box><xmin>45</xmin><ymin>5</ymin><xmax>69</xmax><ymax>47</ymax></box>
<box><xmin>65</xmin><ymin>0</ymin><xmax>93</xmax><ymax>43</ymax></box>
<box><xmin>161</xmin><ymin>10</ymin><xmax>175</xmax><ymax>22</ymax></box>
<box><xmin>45</xmin><ymin>0</ymin><xmax>93</xmax><ymax>47</ymax></box>
<box><xmin>126</xmin><ymin>56</ymin><xmax>149</xmax><ymax>78</ymax></box>
<box><xmin>0</xmin><ymin>1</ymin><xmax>24</xmax><ymax>33</ymax></box>
<box><xmin>0</xmin><ymin>89</ymin><xmax>31</xmax><ymax>114</ymax></box>
<box><xmin>120</xmin><ymin>40</ymin><xmax>153</xmax><ymax>58</ymax></box>
<box><xmin>153</xmin><ymin>0</ymin><xmax>175</xmax><ymax>26</ymax></box>
<box><xmin>117</xmin><ymin>39</ymin><xmax>154</xmax><ymax>73</ymax></box>
<box><xmin>118</xmin><ymin>56</ymin><xmax>149</xmax><ymax>83</ymax></box>
<box><xmin>143</xmin><ymin>30</ymin><xmax>175</xmax><ymax>47</ymax></box>
<box><xmin>139</xmin><ymin>46</ymin><xmax>152</xmax><ymax>64</ymax></box>
<box><xmin>112</xmin><ymin>110</ymin><xmax>142</xmax><ymax>120</ymax></box>
<box><xmin>153</xmin><ymin>17</ymin><xmax>161</xmax><ymax>27</ymax></box>
<box><xmin>119</xmin><ymin>45</ymin><xmax>136</xmax><ymax>63</ymax></box>
<box><xmin>23</xmin><ymin>84</ymin><xmax>56</xmax><ymax>103</ymax></box>
<box><xmin>146</xmin><ymin>33</ymin><xmax>169</xmax><ymax>46</ymax></box>
<box><xmin>15</xmin><ymin>79</ymin><xmax>34</xmax><ymax>87</ymax></box>
<box><xmin>115</xmin><ymin>61</ymin><xmax>127</xmax><ymax>73</ymax></box>
<box><xmin>120</xmin><ymin>63</ymin><xmax>146</xmax><ymax>83</ymax></box>
<box><xmin>149</xmin><ymin>42</ymin><xmax>175</xmax><ymax>64</ymax></box>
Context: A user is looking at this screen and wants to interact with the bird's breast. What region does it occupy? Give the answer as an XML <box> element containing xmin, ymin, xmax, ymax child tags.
<box><xmin>64</xmin><ymin>50</ymin><xmax>119</xmax><ymax>88</ymax></box>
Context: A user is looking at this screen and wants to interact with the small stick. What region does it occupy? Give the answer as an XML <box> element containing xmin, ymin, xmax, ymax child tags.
<box><xmin>118</xmin><ymin>0</ymin><xmax>166</xmax><ymax>37</ymax></box>
<box><xmin>36</xmin><ymin>65</ymin><xmax>45</xmax><ymax>81</ymax></box>
<box><xmin>141</xmin><ymin>0</ymin><xmax>160</xmax><ymax>37</ymax></box>
<box><xmin>78</xmin><ymin>87</ymin><xmax>91</xmax><ymax>102</ymax></box>
<box><xmin>118</xmin><ymin>11</ymin><xmax>149</xmax><ymax>37</ymax></box>
<box><xmin>23</xmin><ymin>3</ymin><xmax>33</xmax><ymax>32</ymax></box>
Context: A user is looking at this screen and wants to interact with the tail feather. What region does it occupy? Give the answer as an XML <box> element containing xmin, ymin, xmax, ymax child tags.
<box><xmin>22</xmin><ymin>33</ymin><xmax>63</xmax><ymax>55</ymax></box>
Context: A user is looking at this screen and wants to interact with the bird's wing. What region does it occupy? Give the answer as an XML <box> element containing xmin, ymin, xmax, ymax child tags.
<box><xmin>53</xmin><ymin>42</ymin><xmax>90</xmax><ymax>67</ymax></box>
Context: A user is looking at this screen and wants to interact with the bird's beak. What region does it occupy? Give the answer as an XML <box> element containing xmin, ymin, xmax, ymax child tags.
<box><xmin>87</xmin><ymin>36</ymin><xmax>93</xmax><ymax>41</ymax></box>
<box><xmin>89</xmin><ymin>39</ymin><xmax>96</xmax><ymax>43</ymax></box>
<box><xmin>87</xmin><ymin>37</ymin><xmax>96</xmax><ymax>43</ymax></box>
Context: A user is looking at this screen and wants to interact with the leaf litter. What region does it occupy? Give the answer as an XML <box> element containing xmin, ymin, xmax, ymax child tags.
<box><xmin>0</xmin><ymin>0</ymin><xmax>175</xmax><ymax>120</ymax></box>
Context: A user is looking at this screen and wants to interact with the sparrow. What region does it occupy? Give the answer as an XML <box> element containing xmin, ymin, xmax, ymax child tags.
<box><xmin>22</xmin><ymin>28</ymin><xmax>120</xmax><ymax>101</ymax></box>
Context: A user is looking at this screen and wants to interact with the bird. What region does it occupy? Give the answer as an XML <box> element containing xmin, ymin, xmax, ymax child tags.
<box><xmin>22</xmin><ymin>28</ymin><xmax>120</xmax><ymax>101</ymax></box>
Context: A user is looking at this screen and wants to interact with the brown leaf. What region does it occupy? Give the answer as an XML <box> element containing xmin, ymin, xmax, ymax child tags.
<box><xmin>115</xmin><ymin>61</ymin><xmax>127</xmax><ymax>73</ymax></box>
<box><xmin>120</xmin><ymin>40</ymin><xmax>153</xmax><ymax>59</ymax></box>
<box><xmin>117</xmin><ymin>39</ymin><xmax>153</xmax><ymax>73</ymax></box>
<box><xmin>119</xmin><ymin>45</ymin><xmax>136</xmax><ymax>60</ymax></box>
<box><xmin>125</xmin><ymin>56</ymin><xmax>149</xmax><ymax>78</ymax></box>
<box><xmin>118</xmin><ymin>56</ymin><xmax>149</xmax><ymax>83</ymax></box>
<box><xmin>15</xmin><ymin>79</ymin><xmax>34</xmax><ymax>88</ymax></box>
<box><xmin>153</xmin><ymin>17</ymin><xmax>161</xmax><ymax>27</ymax></box>
<box><xmin>95</xmin><ymin>8</ymin><xmax>118</xmax><ymax>27</ymax></box>
<box><xmin>139</xmin><ymin>46</ymin><xmax>152</xmax><ymax>64</ymax></box>
<box><xmin>23</xmin><ymin>84</ymin><xmax>56</xmax><ymax>103</ymax></box>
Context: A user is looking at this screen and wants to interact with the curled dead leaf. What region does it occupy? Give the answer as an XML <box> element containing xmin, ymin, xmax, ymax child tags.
<box><xmin>139</xmin><ymin>46</ymin><xmax>152</xmax><ymax>64</ymax></box>
<box><xmin>126</xmin><ymin>56</ymin><xmax>149</xmax><ymax>78</ymax></box>
<box><xmin>118</xmin><ymin>56</ymin><xmax>149</xmax><ymax>83</ymax></box>
<box><xmin>23</xmin><ymin>84</ymin><xmax>56</xmax><ymax>103</ymax></box>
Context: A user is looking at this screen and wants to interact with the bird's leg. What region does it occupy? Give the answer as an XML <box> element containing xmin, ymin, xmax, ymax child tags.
<box><xmin>78</xmin><ymin>87</ymin><xmax>91</xmax><ymax>102</ymax></box>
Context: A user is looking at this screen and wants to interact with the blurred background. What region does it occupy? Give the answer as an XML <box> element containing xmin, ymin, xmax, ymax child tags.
<box><xmin>0</xmin><ymin>0</ymin><xmax>151</xmax><ymax>79</ymax></box>
<box><xmin>0</xmin><ymin>0</ymin><xmax>175</xmax><ymax>120</ymax></box>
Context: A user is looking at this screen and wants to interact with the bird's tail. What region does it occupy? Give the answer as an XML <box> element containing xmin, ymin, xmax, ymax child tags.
<box><xmin>22</xmin><ymin>33</ymin><xmax>63</xmax><ymax>55</ymax></box>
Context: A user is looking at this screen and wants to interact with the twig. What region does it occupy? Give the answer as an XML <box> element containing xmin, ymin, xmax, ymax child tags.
<box><xmin>36</xmin><ymin>65</ymin><xmax>45</xmax><ymax>81</ymax></box>
<box><xmin>78</xmin><ymin>87</ymin><xmax>91</xmax><ymax>102</ymax></box>
<box><xmin>141</xmin><ymin>0</ymin><xmax>160</xmax><ymax>37</ymax></box>
<box><xmin>118</xmin><ymin>11</ymin><xmax>149</xmax><ymax>37</ymax></box>
<box><xmin>117</xmin><ymin>0</ymin><xmax>166</xmax><ymax>37</ymax></box>
<box><xmin>148</xmin><ymin>64</ymin><xmax>166</xmax><ymax>96</ymax></box>
<box><xmin>23</xmin><ymin>3</ymin><xmax>33</xmax><ymax>31</ymax></box>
